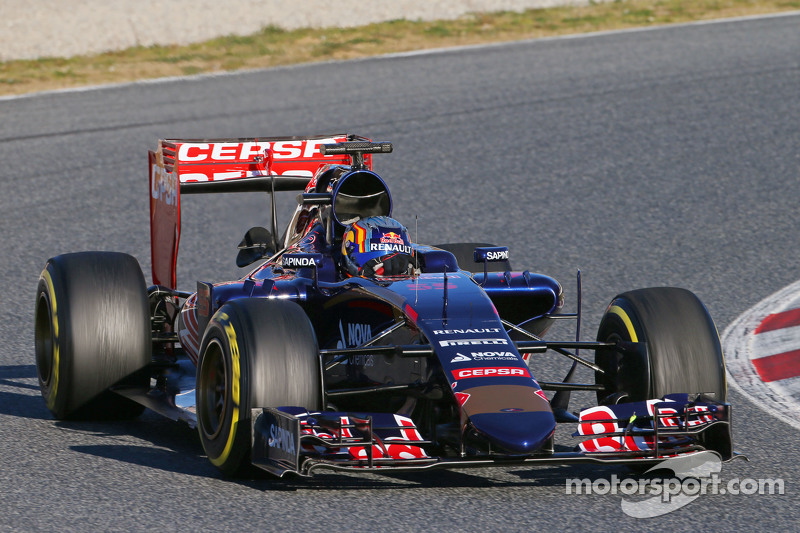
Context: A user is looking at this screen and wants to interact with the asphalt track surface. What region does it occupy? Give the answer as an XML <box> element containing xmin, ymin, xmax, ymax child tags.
<box><xmin>1</xmin><ymin>13</ymin><xmax>798</xmax><ymax>531</ymax></box>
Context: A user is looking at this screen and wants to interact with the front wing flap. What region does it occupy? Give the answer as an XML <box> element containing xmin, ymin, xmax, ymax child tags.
<box><xmin>574</xmin><ymin>394</ymin><xmax>733</xmax><ymax>460</ymax></box>
<box><xmin>251</xmin><ymin>408</ymin><xmax>433</xmax><ymax>477</ymax></box>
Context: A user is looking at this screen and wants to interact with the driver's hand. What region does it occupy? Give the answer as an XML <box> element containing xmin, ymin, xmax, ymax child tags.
<box><xmin>363</xmin><ymin>253</ymin><xmax>413</xmax><ymax>277</ymax></box>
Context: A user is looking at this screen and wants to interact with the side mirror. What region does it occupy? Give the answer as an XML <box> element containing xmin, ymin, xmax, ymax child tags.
<box><xmin>473</xmin><ymin>246</ymin><xmax>510</xmax><ymax>283</ymax></box>
<box><xmin>473</xmin><ymin>246</ymin><xmax>509</xmax><ymax>264</ymax></box>
<box><xmin>236</xmin><ymin>227</ymin><xmax>276</xmax><ymax>268</ymax></box>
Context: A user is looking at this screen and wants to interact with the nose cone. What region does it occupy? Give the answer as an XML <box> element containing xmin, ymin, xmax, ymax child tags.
<box><xmin>469</xmin><ymin>411</ymin><xmax>556</xmax><ymax>454</ymax></box>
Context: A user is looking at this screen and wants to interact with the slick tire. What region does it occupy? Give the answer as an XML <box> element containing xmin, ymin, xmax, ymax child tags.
<box><xmin>196</xmin><ymin>298</ymin><xmax>322</xmax><ymax>476</ymax></box>
<box><xmin>35</xmin><ymin>252</ymin><xmax>151</xmax><ymax>420</ymax></box>
<box><xmin>433</xmin><ymin>242</ymin><xmax>511</xmax><ymax>273</ymax></box>
<box><xmin>595</xmin><ymin>287</ymin><xmax>726</xmax><ymax>404</ymax></box>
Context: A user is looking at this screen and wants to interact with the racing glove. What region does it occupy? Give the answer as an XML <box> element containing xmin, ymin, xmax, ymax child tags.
<box><xmin>362</xmin><ymin>253</ymin><xmax>414</xmax><ymax>277</ymax></box>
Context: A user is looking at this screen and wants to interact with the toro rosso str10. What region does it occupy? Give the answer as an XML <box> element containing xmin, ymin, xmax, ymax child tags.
<box><xmin>35</xmin><ymin>134</ymin><xmax>735</xmax><ymax>477</ymax></box>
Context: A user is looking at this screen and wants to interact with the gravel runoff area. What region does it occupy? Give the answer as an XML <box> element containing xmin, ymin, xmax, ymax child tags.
<box><xmin>1</xmin><ymin>0</ymin><xmax>601</xmax><ymax>61</ymax></box>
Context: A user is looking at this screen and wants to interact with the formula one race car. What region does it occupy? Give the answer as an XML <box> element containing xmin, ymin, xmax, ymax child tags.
<box><xmin>34</xmin><ymin>134</ymin><xmax>735</xmax><ymax>477</ymax></box>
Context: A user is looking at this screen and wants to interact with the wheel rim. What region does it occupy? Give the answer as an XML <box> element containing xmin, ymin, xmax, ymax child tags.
<box><xmin>198</xmin><ymin>339</ymin><xmax>228</xmax><ymax>440</ymax></box>
<box><xmin>35</xmin><ymin>294</ymin><xmax>54</xmax><ymax>388</ymax></box>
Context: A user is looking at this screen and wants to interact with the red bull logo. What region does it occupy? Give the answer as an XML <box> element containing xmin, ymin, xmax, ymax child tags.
<box><xmin>380</xmin><ymin>231</ymin><xmax>404</xmax><ymax>244</ymax></box>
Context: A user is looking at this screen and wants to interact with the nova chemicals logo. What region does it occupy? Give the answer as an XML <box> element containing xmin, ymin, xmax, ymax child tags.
<box><xmin>470</xmin><ymin>351</ymin><xmax>517</xmax><ymax>360</ymax></box>
<box><xmin>450</xmin><ymin>353</ymin><xmax>472</xmax><ymax>363</ymax></box>
<box><xmin>335</xmin><ymin>321</ymin><xmax>372</xmax><ymax>349</ymax></box>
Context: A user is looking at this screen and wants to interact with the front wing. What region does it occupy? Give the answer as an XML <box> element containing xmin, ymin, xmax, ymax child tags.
<box><xmin>251</xmin><ymin>394</ymin><xmax>734</xmax><ymax>477</ymax></box>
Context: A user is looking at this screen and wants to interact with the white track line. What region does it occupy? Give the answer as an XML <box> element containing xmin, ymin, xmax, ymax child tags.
<box><xmin>722</xmin><ymin>278</ymin><xmax>800</xmax><ymax>431</ymax></box>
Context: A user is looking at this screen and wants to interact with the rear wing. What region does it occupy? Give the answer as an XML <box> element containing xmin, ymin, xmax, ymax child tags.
<box><xmin>149</xmin><ymin>134</ymin><xmax>370</xmax><ymax>289</ymax></box>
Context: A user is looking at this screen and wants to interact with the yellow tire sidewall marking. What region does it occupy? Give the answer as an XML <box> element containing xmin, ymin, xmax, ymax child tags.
<box><xmin>41</xmin><ymin>269</ymin><xmax>60</xmax><ymax>410</ymax></box>
<box><xmin>608</xmin><ymin>305</ymin><xmax>638</xmax><ymax>342</ymax></box>
<box><xmin>210</xmin><ymin>312</ymin><xmax>242</xmax><ymax>467</ymax></box>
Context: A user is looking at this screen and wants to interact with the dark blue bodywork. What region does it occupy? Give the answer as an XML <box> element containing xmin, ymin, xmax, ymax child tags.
<box><xmin>200</xmin><ymin>242</ymin><xmax>563</xmax><ymax>455</ymax></box>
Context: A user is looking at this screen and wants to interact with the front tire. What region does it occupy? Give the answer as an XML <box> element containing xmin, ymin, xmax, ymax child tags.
<box><xmin>595</xmin><ymin>287</ymin><xmax>726</xmax><ymax>404</ymax></box>
<box><xmin>35</xmin><ymin>252</ymin><xmax>151</xmax><ymax>419</ymax></box>
<box><xmin>196</xmin><ymin>298</ymin><xmax>321</xmax><ymax>476</ymax></box>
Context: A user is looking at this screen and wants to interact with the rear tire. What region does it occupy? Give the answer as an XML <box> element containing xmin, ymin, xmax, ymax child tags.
<box><xmin>433</xmin><ymin>242</ymin><xmax>510</xmax><ymax>273</ymax></box>
<box><xmin>35</xmin><ymin>252</ymin><xmax>151</xmax><ymax>420</ymax></box>
<box><xmin>196</xmin><ymin>298</ymin><xmax>321</xmax><ymax>476</ymax></box>
<box><xmin>595</xmin><ymin>287</ymin><xmax>726</xmax><ymax>404</ymax></box>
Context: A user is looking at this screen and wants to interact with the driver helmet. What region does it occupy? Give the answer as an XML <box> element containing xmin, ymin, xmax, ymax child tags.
<box><xmin>341</xmin><ymin>216</ymin><xmax>415</xmax><ymax>278</ymax></box>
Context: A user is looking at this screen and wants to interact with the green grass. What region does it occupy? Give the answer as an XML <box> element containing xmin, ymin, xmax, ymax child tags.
<box><xmin>1</xmin><ymin>0</ymin><xmax>797</xmax><ymax>96</ymax></box>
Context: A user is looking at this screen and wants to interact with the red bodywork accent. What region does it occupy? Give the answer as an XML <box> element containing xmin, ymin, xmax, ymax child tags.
<box><xmin>403</xmin><ymin>304</ymin><xmax>418</xmax><ymax>324</ymax></box>
<box><xmin>451</xmin><ymin>366</ymin><xmax>531</xmax><ymax>380</ymax></box>
<box><xmin>149</xmin><ymin>149</ymin><xmax>180</xmax><ymax>288</ymax></box>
